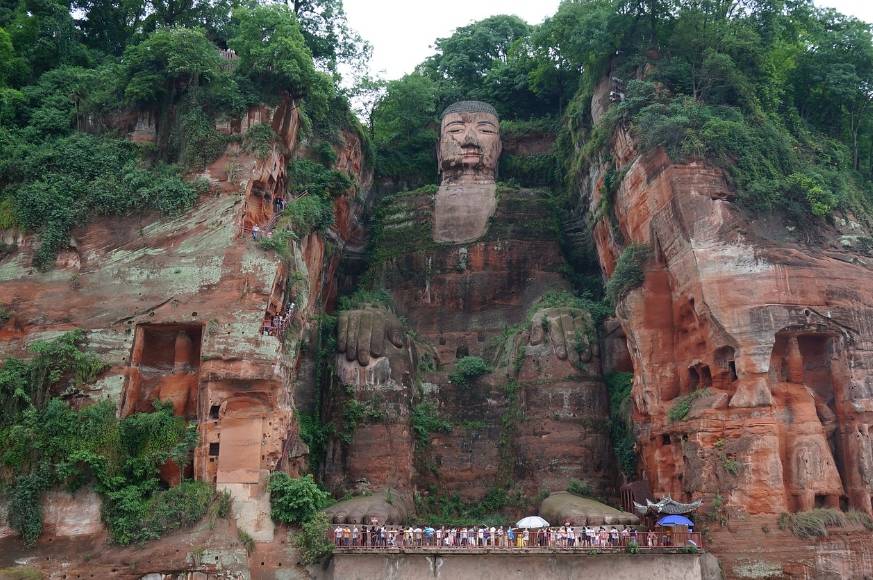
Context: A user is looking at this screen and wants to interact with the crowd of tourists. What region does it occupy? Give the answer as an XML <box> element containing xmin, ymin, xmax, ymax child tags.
<box><xmin>330</xmin><ymin>524</ymin><xmax>689</xmax><ymax>550</ymax></box>
<box><xmin>262</xmin><ymin>302</ymin><xmax>296</xmax><ymax>336</ymax></box>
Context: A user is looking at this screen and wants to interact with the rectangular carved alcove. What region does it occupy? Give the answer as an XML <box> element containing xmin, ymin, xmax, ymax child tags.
<box><xmin>122</xmin><ymin>323</ymin><xmax>204</xmax><ymax>420</ymax></box>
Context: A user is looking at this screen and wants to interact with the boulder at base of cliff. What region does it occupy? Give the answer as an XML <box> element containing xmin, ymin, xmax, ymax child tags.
<box><xmin>539</xmin><ymin>491</ymin><xmax>639</xmax><ymax>526</ymax></box>
<box><xmin>323</xmin><ymin>488</ymin><xmax>412</xmax><ymax>524</ymax></box>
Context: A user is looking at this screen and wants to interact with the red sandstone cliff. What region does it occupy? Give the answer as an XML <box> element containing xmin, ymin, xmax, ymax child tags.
<box><xmin>0</xmin><ymin>96</ymin><xmax>373</xmax><ymax>576</ymax></box>
<box><xmin>578</xmin><ymin>77</ymin><xmax>873</xmax><ymax>577</ymax></box>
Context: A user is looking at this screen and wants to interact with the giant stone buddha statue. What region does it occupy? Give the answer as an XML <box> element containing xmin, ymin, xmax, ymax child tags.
<box><xmin>322</xmin><ymin>101</ymin><xmax>618</xmax><ymax>524</ymax></box>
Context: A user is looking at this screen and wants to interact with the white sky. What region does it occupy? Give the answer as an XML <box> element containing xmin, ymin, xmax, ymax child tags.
<box><xmin>344</xmin><ymin>0</ymin><xmax>873</xmax><ymax>81</ymax></box>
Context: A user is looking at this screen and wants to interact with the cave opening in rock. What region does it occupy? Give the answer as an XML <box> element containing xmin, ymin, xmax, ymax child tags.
<box><xmin>770</xmin><ymin>331</ymin><xmax>837</xmax><ymax>405</ymax></box>
<box><xmin>122</xmin><ymin>323</ymin><xmax>203</xmax><ymax>420</ymax></box>
<box><xmin>714</xmin><ymin>346</ymin><xmax>738</xmax><ymax>388</ymax></box>
<box><xmin>687</xmin><ymin>363</ymin><xmax>712</xmax><ymax>392</ymax></box>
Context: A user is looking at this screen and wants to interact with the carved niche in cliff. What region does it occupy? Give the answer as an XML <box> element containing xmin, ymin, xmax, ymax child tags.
<box><xmin>122</xmin><ymin>323</ymin><xmax>203</xmax><ymax>419</ymax></box>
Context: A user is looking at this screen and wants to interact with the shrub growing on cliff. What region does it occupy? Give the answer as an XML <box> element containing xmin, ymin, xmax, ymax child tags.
<box><xmin>567</xmin><ymin>478</ymin><xmax>593</xmax><ymax>497</ymax></box>
<box><xmin>606</xmin><ymin>372</ymin><xmax>637</xmax><ymax>478</ymax></box>
<box><xmin>411</xmin><ymin>401</ymin><xmax>453</xmax><ymax>446</ymax></box>
<box><xmin>448</xmin><ymin>356</ymin><xmax>490</xmax><ymax>387</ymax></box>
<box><xmin>5</xmin><ymin>133</ymin><xmax>198</xmax><ymax>269</ymax></box>
<box><xmin>294</xmin><ymin>511</ymin><xmax>334</xmax><ymax>564</ymax></box>
<box><xmin>288</xmin><ymin>158</ymin><xmax>354</xmax><ymax>199</ymax></box>
<box><xmin>778</xmin><ymin>509</ymin><xmax>847</xmax><ymax>539</ymax></box>
<box><xmin>242</xmin><ymin>123</ymin><xmax>278</xmax><ymax>158</ymax></box>
<box><xmin>605</xmin><ymin>244</ymin><xmax>651</xmax><ymax>306</ymax></box>
<box><xmin>0</xmin><ymin>330</ymin><xmax>104</xmax><ymax>424</ymax></box>
<box><xmin>0</xmin><ymin>332</ymin><xmax>204</xmax><ymax>545</ymax></box>
<box><xmin>1</xmin><ymin>396</ymin><xmax>202</xmax><ymax>544</ymax></box>
<box><xmin>268</xmin><ymin>473</ymin><xmax>331</xmax><ymax>525</ymax></box>
<box><xmin>667</xmin><ymin>388</ymin><xmax>711</xmax><ymax>423</ymax></box>
<box><xmin>113</xmin><ymin>481</ymin><xmax>212</xmax><ymax>543</ymax></box>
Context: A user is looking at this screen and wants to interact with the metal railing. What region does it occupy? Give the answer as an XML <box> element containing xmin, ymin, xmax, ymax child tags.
<box><xmin>328</xmin><ymin>526</ymin><xmax>703</xmax><ymax>553</ymax></box>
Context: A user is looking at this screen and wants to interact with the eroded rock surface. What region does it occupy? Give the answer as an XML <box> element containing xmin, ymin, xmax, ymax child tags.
<box><xmin>574</xmin><ymin>77</ymin><xmax>873</xmax><ymax>576</ymax></box>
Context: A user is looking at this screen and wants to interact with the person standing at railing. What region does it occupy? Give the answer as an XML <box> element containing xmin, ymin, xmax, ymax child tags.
<box><xmin>522</xmin><ymin>528</ymin><xmax>529</xmax><ymax>547</ymax></box>
<box><xmin>647</xmin><ymin>529</ymin><xmax>656</xmax><ymax>547</ymax></box>
<box><xmin>568</xmin><ymin>526</ymin><xmax>576</xmax><ymax>547</ymax></box>
<box><xmin>352</xmin><ymin>525</ymin><xmax>359</xmax><ymax>546</ymax></box>
<box><xmin>496</xmin><ymin>526</ymin><xmax>505</xmax><ymax>547</ymax></box>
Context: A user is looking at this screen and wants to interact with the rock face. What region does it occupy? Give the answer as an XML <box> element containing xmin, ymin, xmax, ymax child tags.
<box><xmin>322</xmin><ymin>186</ymin><xmax>618</xmax><ymax>511</ymax></box>
<box><xmin>575</xmin><ymin>78</ymin><xmax>873</xmax><ymax>574</ymax></box>
<box><xmin>0</xmin><ymin>95</ymin><xmax>372</xmax><ymax>558</ymax></box>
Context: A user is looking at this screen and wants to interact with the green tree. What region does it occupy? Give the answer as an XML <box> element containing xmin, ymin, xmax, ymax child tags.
<box><xmin>123</xmin><ymin>26</ymin><xmax>222</xmax><ymax>107</ymax></box>
<box><xmin>229</xmin><ymin>4</ymin><xmax>316</xmax><ymax>100</ymax></box>
<box><xmin>269</xmin><ymin>472</ymin><xmax>330</xmax><ymax>525</ymax></box>
<box><xmin>0</xmin><ymin>26</ymin><xmax>14</xmax><ymax>86</ymax></box>
<box><xmin>5</xmin><ymin>0</ymin><xmax>88</xmax><ymax>83</ymax></box>
<box><xmin>72</xmin><ymin>0</ymin><xmax>147</xmax><ymax>55</ymax></box>
<box><xmin>371</xmin><ymin>73</ymin><xmax>439</xmax><ymax>186</ymax></box>
<box><xmin>291</xmin><ymin>0</ymin><xmax>371</xmax><ymax>76</ymax></box>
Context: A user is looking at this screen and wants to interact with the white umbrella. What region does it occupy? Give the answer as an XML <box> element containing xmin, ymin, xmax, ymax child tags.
<box><xmin>516</xmin><ymin>516</ymin><xmax>550</xmax><ymax>528</ymax></box>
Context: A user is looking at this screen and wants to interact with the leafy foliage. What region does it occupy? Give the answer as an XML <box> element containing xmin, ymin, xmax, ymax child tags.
<box><xmin>122</xmin><ymin>27</ymin><xmax>222</xmax><ymax>107</ymax></box>
<box><xmin>1</xmin><ymin>398</ymin><xmax>203</xmax><ymax>544</ymax></box>
<box><xmin>414</xmin><ymin>486</ymin><xmax>526</xmax><ymax>527</ymax></box>
<box><xmin>0</xmin><ymin>330</ymin><xmax>104</xmax><ymax>424</ymax></box>
<box><xmin>0</xmin><ymin>333</ymin><xmax>207</xmax><ymax>545</ymax></box>
<box><xmin>554</xmin><ymin>0</ymin><xmax>873</xmax><ymax>221</ymax></box>
<box><xmin>411</xmin><ymin>402</ymin><xmax>453</xmax><ymax>447</ymax></box>
<box><xmin>448</xmin><ymin>356</ymin><xmax>491</xmax><ymax>387</ymax></box>
<box><xmin>288</xmin><ymin>159</ymin><xmax>354</xmax><ymax>199</ymax></box>
<box><xmin>336</xmin><ymin>288</ymin><xmax>393</xmax><ymax>312</ymax></box>
<box><xmin>1</xmin><ymin>131</ymin><xmax>198</xmax><ymax>269</ymax></box>
<box><xmin>298</xmin><ymin>412</ymin><xmax>332</xmax><ymax>475</ymax></box>
<box><xmin>605</xmin><ymin>372</ymin><xmax>637</xmax><ymax>478</ymax></box>
<box><xmin>370</xmin><ymin>74</ymin><xmax>440</xmax><ymax>187</ymax></box>
<box><xmin>294</xmin><ymin>511</ymin><xmax>334</xmax><ymax>564</ymax></box>
<box><xmin>567</xmin><ymin>478</ymin><xmax>593</xmax><ymax>497</ymax></box>
<box><xmin>667</xmin><ymin>388</ymin><xmax>711</xmax><ymax>423</ymax></box>
<box><xmin>229</xmin><ymin>4</ymin><xmax>317</xmax><ymax>100</ymax></box>
<box><xmin>605</xmin><ymin>244</ymin><xmax>651</xmax><ymax>306</ymax></box>
<box><xmin>242</xmin><ymin>123</ymin><xmax>278</xmax><ymax>158</ymax></box>
<box><xmin>269</xmin><ymin>473</ymin><xmax>330</xmax><ymax>525</ymax></box>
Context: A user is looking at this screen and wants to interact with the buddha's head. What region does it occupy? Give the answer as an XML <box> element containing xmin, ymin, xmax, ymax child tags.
<box><xmin>438</xmin><ymin>101</ymin><xmax>501</xmax><ymax>184</ymax></box>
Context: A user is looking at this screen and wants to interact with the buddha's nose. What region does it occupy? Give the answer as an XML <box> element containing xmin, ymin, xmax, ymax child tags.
<box><xmin>462</xmin><ymin>127</ymin><xmax>480</xmax><ymax>147</ymax></box>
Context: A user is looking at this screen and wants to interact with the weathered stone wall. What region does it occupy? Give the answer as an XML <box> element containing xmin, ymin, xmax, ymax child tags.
<box><xmin>322</xmin><ymin>553</ymin><xmax>711</xmax><ymax>580</ymax></box>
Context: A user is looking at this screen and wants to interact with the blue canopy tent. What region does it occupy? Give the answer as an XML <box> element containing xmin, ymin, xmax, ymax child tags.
<box><xmin>656</xmin><ymin>515</ymin><xmax>694</xmax><ymax>528</ymax></box>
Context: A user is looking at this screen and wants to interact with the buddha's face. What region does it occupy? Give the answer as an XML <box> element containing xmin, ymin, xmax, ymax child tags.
<box><xmin>438</xmin><ymin>111</ymin><xmax>501</xmax><ymax>182</ymax></box>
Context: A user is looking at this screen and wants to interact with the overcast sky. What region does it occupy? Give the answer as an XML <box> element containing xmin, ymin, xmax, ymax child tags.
<box><xmin>344</xmin><ymin>0</ymin><xmax>873</xmax><ymax>81</ymax></box>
